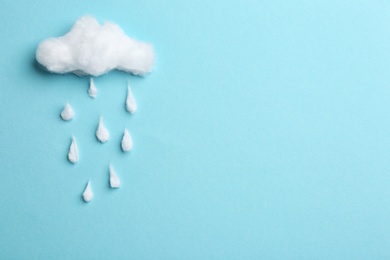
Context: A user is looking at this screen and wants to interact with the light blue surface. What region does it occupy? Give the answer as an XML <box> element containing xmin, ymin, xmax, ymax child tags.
<box><xmin>1</xmin><ymin>0</ymin><xmax>390</xmax><ymax>258</ymax></box>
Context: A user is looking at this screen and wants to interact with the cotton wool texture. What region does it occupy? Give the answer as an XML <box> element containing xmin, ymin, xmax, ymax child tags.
<box><xmin>36</xmin><ymin>16</ymin><xmax>155</xmax><ymax>76</ymax></box>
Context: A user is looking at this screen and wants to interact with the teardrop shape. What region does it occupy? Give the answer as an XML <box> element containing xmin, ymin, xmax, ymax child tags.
<box><xmin>82</xmin><ymin>180</ymin><xmax>93</xmax><ymax>202</ymax></box>
<box><xmin>125</xmin><ymin>83</ymin><xmax>137</xmax><ymax>113</ymax></box>
<box><xmin>121</xmin><ymin>129</ymin><xmax>133</xmax><ymax>152</ymax></box>
<box><xmin>109</xmin><ymin>165</ymin><xmax>121</xmax><ymax>188</ymax></box>
<box><xmin>88</xmin><ymin>78</ymin><xmax>97</xmax><ymax>98</ymax></box>
<box><xmin>96</xmin><ymin>116</ymin><xmax>109</xmax><ymax>143</ymax></box>
<box><xmin>68</xmin><ymin>136</ymin><xmax>79</xmax><ymax>164</ymax></box>
<box><xmin>60</xmin><ymin>102</ymin><xmax>74</xmax><ymax>121</ymax></box>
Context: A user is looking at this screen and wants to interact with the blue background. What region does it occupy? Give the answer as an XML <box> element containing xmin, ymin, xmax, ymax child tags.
<box><xmin>1</xmin><ymin>0</ymin><xmax>390</xmax><ymax>258</ymax></box>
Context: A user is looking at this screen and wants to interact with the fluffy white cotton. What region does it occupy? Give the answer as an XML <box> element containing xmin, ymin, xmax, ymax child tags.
<box><xmin>96</xmin><ymin>116</ymin><xmax>109</xmax><ymax>143</ymax></box>
<box><xmin>61</xmin><ymin>102</ymin><xmax>74</xmax><ymax>121</ymax></box>
<box><xmin>121</xmin><ymin>129</ymin><xmax>133</xmax><ymax>152</ymax></box>
<box><xmin>36</xmin><ymin>15</ymin><xmax>155</xmax><ymax>77</ymax></box>
<box><xmin>125</xmin><ymin>84</ymin><xmax>137</xmax><ymax>113</ymax></box>
<box><xmin>68</xmin><ymin>136</ymin><xmax>79</xmax><ymax>164</ymax></box>
<box><xmin>88</xmin><ymin>78</ymin><xmax>97</xmax><ymax>98</ymax></box>
<box><xmin>83</xmin><ymin>180</ymin><xmax>93</xmax><ymax>202</ymax></box>
<box><xmin>109</xmin><ymin>165</ymin><xmax>121</xmax><ymax>188</ymax></box>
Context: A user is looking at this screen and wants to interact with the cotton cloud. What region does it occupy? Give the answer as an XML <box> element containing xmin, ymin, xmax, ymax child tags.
<box><xmin>36</xmin><ymin>16</ymin><xmax>155</xmax><ymax>77</ymax></box>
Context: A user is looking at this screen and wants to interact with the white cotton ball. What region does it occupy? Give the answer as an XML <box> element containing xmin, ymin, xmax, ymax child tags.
<box><xmin>68</xmin><ymin>136</ymin><xmax>79</xmax><ymax>164</ymax></box>
<box><xmin>96</xmin><ymin>116</ymin><xmax>110</xmax><ymax>143</ymax></box>
<box><xmin>121</xmin><ymin>129</ymin><xmax>133</xmax><ymax>152</ymax></box>
<box><xmin>60</xmin><ymin>102</ymin><xmax>74</xmax><ymax>121</ymax></box>
<box><xmin>125</xmin><ymin>84</ymin><xmax>137</xmax><ymax>113</ymax></box>
<box><xmin>36</xmin><ymin>15</ymin><xmax>155</xmax><ymax>77</ymax></box>
<box><xmin>88</xmin><ymin>78</ymin><xmax>97</xmax><ymax>98</ymax></box>
<box><xmin>82</xmin><ymin>180</ymin><xmax>93</xmax><ymax>202</ymax></box>
<box><xmin>109</xmin><ymin>165</ymin><xmax>121</xmax><ymax>188</ymax></box>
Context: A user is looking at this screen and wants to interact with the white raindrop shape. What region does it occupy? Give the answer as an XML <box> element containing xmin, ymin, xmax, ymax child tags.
<box><xmin>60</xmin><ymin>102</ymin><xmax>74</xmax><ymax>121</ymax></box>
<box><xmin>125</xmin><ymin>83</ymin><xmax>137</xmax><ymax>113</ymax></box>
<box><xmin>121</xmin><ymin>129</ymin><xmax>133</xmax><ymax>152</ymax></box>
<box><xmin>68</xmin><ymin>136</ymin><xmax>79</xmax><ymax>164</ymax></box>
<box><xmin>88</xmin><ymin>78</ymin><xmax>97</xmax><ymax>98</ymax></box>
<box><xmin>96</xmin><ymin>116</ymin><xmax>109</xmax><ymax>143</ymax></box>
<box><xmin>82</xmin><ymin>180</ymin><xmax>93</xmax><ymax>202</ymax></box>
<box><xmin>109</xmin><ymin>165</ymin><xmax>121</xmax><ymax>188</ymax></box>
